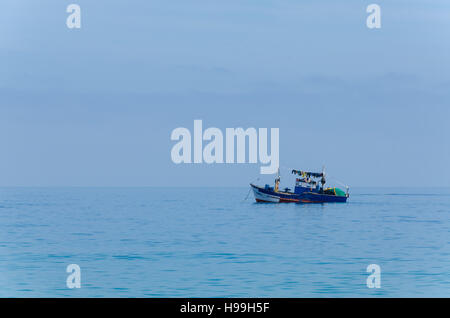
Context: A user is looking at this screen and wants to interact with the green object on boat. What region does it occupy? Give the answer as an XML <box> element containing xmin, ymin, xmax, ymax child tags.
<box><xmin>324</xmin><ymin>187</ymin><xmax>346</xmax><ymax>197</ymax></box>
<box><xmin>334</xmin><ymin>187</ymin><xmax>346</xmax><ymax>197</ymax></box>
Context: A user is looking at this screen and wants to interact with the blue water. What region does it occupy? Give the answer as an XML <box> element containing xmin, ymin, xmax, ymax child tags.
<box><xmin>0</xmin><ymin>187</ymin><xmax>449</xmax><ymax>297</ymax></box>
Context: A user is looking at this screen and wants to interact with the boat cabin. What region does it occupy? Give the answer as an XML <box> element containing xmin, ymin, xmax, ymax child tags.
<box><xmin>291</xmin><ymin>169</ymin><xmax>325</xmax><ymax>194</ymax></box>
<box><xmin>294</xmin><ymin>178</ymin><xmax>320</xmax><ymax>194</ymax></box>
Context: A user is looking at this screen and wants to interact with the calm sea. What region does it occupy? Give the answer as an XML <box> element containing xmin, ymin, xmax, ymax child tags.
<box><xmin>0</xmin><ymin>187</ymin><xmax>449</xmax><ymax>297</ymax></box>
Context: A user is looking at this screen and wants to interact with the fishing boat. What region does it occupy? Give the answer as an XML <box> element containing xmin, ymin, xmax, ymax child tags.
<box><xmin>250</xmin><ymin>168</ymin><xmax>349</xmax><ymax>203</ymax></box>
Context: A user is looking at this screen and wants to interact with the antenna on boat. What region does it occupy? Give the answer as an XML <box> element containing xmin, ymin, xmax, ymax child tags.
<box><xmin>274</xmin><ymin>167</ymin><xmax>280</xmax><ymax>192</ymax></box>
<box><xmin>320</xmin><ymin>165</ymin><xmax>326</xmax><ymax>190</ymax></box>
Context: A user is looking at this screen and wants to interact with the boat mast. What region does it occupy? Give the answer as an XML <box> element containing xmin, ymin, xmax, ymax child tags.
<box><xmin>320</xmin><ymin>165</ymin><xmax>326</xmax><ymax>190</ymax></box>
<box><xmin>274</xmin><ymin>167</ymin><xmax>280</xmax><ymax>192</ymax></box>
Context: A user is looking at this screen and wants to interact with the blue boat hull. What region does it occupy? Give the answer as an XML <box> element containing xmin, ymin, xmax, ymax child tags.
<box><xmin>250</xmin><ymin>184</ymin><xmax>348</xmax><ymax>203</ymax></box>
<box><xmin>298</xmin><ymin>192</ymin><xmax>348</xmax><ymax>203</ymax></box>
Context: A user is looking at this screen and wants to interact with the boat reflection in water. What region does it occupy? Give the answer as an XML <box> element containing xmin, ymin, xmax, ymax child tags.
<box><xmin>250</xmin><ymin>168</ymin><xmax>349</xmax><ymax>203</ymax></box>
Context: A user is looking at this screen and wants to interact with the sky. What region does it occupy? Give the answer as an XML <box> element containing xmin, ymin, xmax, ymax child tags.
<box><xmin>1</xmin><ymin>0</ymin><xmax>449</xmax><ymax>187</ymax></box>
